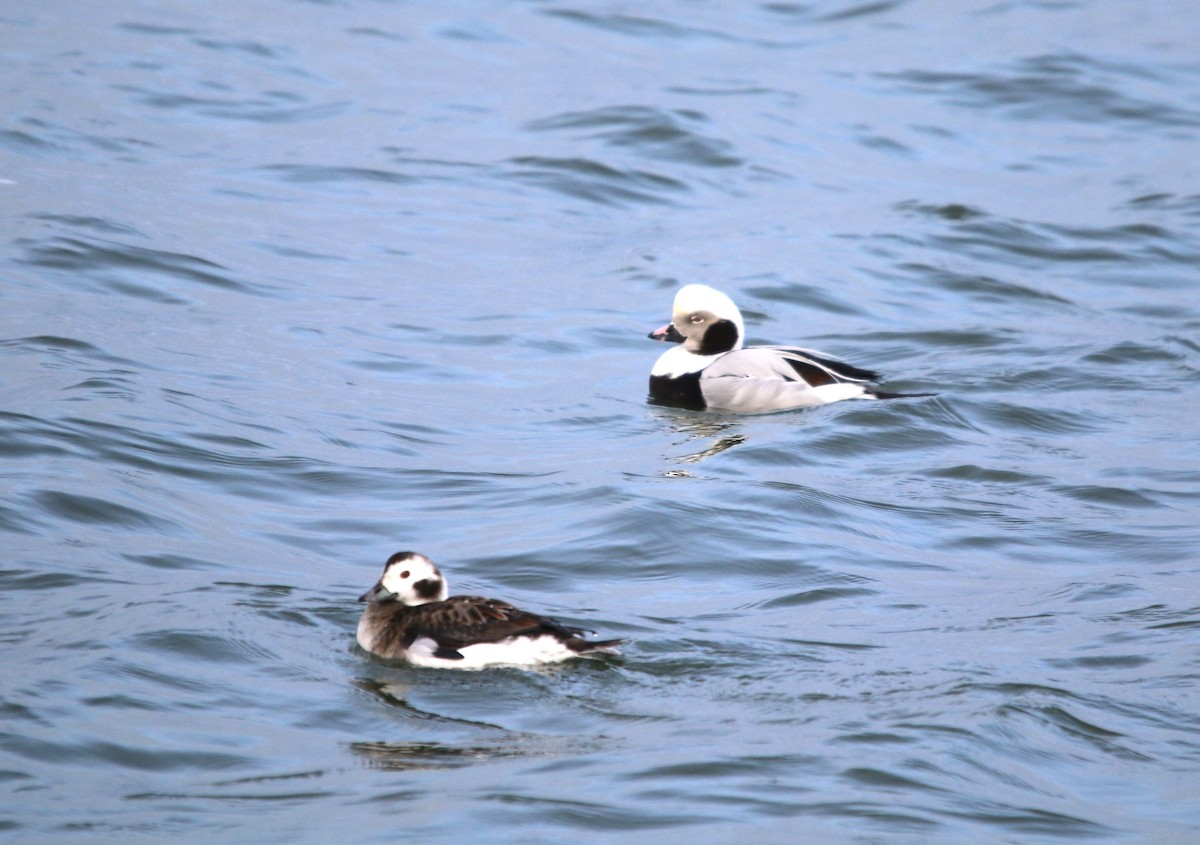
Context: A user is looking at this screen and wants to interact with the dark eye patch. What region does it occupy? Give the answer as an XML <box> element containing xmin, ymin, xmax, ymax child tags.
<box><xmin>697</xmin><ymin>318</ymin><xmax>740</xmax><ymax>355</ymax></box>
<box><xmin>414</xmin><ymin>578</ymin><xmax>443</xmax><ymax>600</ymax></box>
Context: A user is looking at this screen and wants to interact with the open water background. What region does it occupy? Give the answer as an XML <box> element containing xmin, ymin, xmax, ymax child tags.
<box><xmin>3</xmin><ymin>1</ymin><xmax>1199</xmax><ymax>842</ymax></box>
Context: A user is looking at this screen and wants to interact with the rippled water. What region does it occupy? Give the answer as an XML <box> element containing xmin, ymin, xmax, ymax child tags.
<box><xmin>4</xmin><ymin>1</ymin><xmax>1199</xmax><ymax>842</ymax></box>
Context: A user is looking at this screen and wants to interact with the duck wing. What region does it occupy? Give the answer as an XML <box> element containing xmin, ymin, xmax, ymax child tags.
<box><xmin>402</xmin><ymin>596</ymin><xmax>584</xmax><ymax>659</ymax></box>
<box><xmin>698</xmin><ymin>346</ymin><xmax>879</xmax><ymax>412</ymax></box>
<box><xmin>709</xmin><ymin>346</ymin><xmax>879</xmax><ymax>384</ymax></box>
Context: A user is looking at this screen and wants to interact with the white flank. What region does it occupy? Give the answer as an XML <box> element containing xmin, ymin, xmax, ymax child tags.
<box><xmin>355</xmin><ymin>616</ymin><xmax>378</xmax><ymax>653</ymax></box>
<box><xmin>406</xmin><ymin>635</ymin><xmax>579</xmax><ymax>670</ymax></box>
<box><xmin>809</xmin><ymin>382</ymin><xmax>872</xmax><ymax>404</ymax></box>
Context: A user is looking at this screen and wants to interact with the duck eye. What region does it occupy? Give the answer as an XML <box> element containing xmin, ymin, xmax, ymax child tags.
<box><xmin>689</xmin><ymin>314</ymin><xmax>704</xmax><ymax>323</ymax></box>
<box><xmin>400</xmin><ymin>570</ymin><xmax>410</xmax><ymax>579</ymax></box>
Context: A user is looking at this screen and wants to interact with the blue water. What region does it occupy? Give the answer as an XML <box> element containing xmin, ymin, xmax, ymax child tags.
<box><xmin>3</xmin><ymin>1</ymin><xmax>1199</xmax><ymax>842</ymax></box>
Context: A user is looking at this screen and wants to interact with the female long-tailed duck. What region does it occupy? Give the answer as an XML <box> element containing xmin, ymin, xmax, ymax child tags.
<box><xmin>648</xmin><ymin>284</ymin><xmax>929</xmax><ymax>413</ymax></box>
<box><xmin>356</xmin><ymin>551</ymin><xmax>624</xmax><ymax>669</ymax></box>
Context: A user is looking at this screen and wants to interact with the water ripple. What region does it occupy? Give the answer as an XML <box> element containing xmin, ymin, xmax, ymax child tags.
<box><xmin>526</xmin><ymin>105</ymin><xmax>744</xmax><ymax>169</ymax></box>
<box><xmin>32</xmin><ymin>490</ymin><xmax>178</xmax><ymax>532</ymax></box>
<box><xmin>544</xmin><ymin>8</ymin><xmax>742</xmax><ymax>43</ymax></box>
<box><xmin>256</xmin><ymin>164</ymin><xmax>420</xmax><ymax>188</ymax></box>
<box><xmin>886</xmin><ymin>52</ymin><xmax>1200</xmax><ymax>128</ymax></box>
<box><xmin>5</xmin><ymin>1</ymin><xmax>1200</xmax><ymax>842</ymax></box>
<box><xmin>15</xmin><ymin>235</ymin><xmax>276</xmax><ymax>299</ymax></box>
<box><xmin>502</xmin><ymin>156</ymin><xmax>688</xmax><ymax>206</ymax></box>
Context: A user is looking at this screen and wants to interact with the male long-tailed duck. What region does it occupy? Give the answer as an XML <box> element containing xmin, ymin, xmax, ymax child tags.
<box><xmin>356</xmin><ymin>551</ymin><xmax>624</xmax><ymax>669</ymax></box>
<box><xmin>648</xmin><ymin>284</ymin><xmax>929</xmax><ymax>413</ymax></box>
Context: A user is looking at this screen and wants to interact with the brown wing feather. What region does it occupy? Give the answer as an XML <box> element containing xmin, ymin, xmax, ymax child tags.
<box><xmin>403</xmin><ymin>595</ymin><xmax>585</xmax><ymax>649</ymax></box>
<box><xmin>775</xmin><ymin>348</ymin><xmax>880</xmax><ymax>384</ymax></box>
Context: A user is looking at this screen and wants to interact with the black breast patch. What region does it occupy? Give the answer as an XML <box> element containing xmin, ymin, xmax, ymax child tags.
<box><xmin>649</xmin><ymin>371</ymin><xmax>706</xmax><ymax>410</ymax></box>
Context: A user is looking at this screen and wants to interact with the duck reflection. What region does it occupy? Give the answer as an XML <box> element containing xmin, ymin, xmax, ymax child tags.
<box><xmin>349</xmin><ymin>678</ymin><xmax>601</xmax><ymax>771</ymax></box>
<box><xmin>349</xmin><ymin>739</ymin><xmax>525</xmax><ymax>771</ymax></box>
<box><xmin>653</xmin><ymin>409</ymin><xmax>747</xmax><ymax>464</ymax></box>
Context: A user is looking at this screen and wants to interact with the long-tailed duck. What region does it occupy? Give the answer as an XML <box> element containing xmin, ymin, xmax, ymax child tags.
<box><xmin>356</xmin><ymin>551</ymin><xmax>624</xmax><ymax>669</ymax></box>
<box><xmin>648</xmin><ymin>284</ymin><xmax>929</xmax><ymax>412</ymax></box>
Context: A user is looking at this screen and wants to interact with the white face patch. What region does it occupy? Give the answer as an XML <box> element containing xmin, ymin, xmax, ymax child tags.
<box><xmin>379</xmin><ymin>554</ymin><xmax>446</xmax><ymax>603</ymax></box>
<box><xmin>673</xmin><ymin>285</ymin><xmax>740</xmax><ymax>325</ymax></box>
<box><xmin>670</xmin><ymin>286</ymin><xmax>744</xmax><ymax>354</ymax></box>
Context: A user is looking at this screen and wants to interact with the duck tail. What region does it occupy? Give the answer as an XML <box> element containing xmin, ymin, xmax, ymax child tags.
<box><xmin>868</xmin><ymin>389</ymin><xmax>938</xmax><ymax>400</ymax></box>
<box><xmin>573</xmin><ymin>638</ymin><xmax>626</xmax><ymax>657</ymax></box>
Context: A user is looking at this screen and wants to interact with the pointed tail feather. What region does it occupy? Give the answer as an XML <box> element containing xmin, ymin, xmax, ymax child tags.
<box><xmin>572</xmin><ymin>638</ymin><xmax>626</xmax><ymax>657</ymax></box>
<box><xmin>868</xmin><ymin>389</ymin><xmax>938</xmax><ymax>400</ymax></box>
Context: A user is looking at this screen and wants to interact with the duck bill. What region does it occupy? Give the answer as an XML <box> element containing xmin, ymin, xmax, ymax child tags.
<box><xmin>648</xmin><ymin>323</ymin><xmax>685</xmax><ymax>343</ymax></box>
<box><xmin>358</xmin><ymin>582</ymin><xmax>394</xmax><ymax>603</ymax></box>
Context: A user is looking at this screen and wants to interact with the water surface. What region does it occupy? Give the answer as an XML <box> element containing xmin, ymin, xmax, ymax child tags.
<box><xmin>3</xmin><ymin>1</ymin><xmax>1199</xmax><ymax>842</ymax></box>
